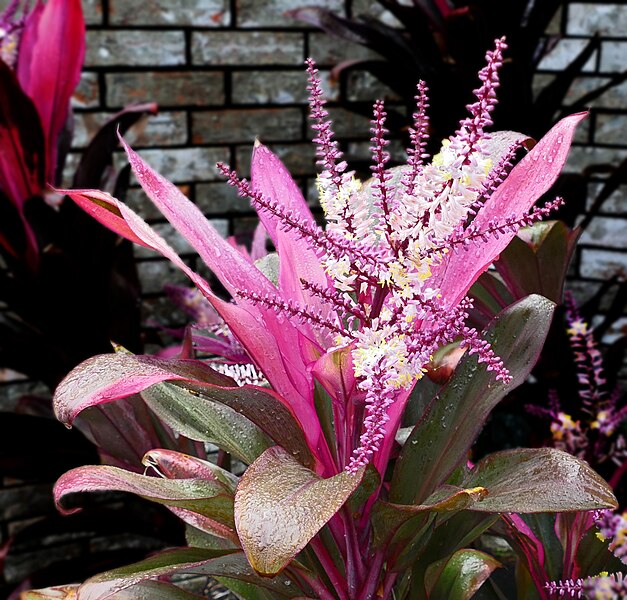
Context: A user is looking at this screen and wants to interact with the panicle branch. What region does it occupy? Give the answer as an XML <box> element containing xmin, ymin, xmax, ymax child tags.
<box><xmin>456</xmin><ymin>36</ymin><xmax>507</xmax><ymax>151</ymax></box>
<box><xmin>369</xmin><ymin>100</ymin><xmax>395</xmax><ymax>246</ymax></box>
<box><xmin>236</xmin><ymin>288</ymin><xmax>345</xmax><ymax>338</ymax></box>
<box><xmin>306</xmin><ymin>58</ymin><xmax>346</xmax><ymax>192</ymax></box>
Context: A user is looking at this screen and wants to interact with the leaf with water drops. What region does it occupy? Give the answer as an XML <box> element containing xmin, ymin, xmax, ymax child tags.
<box><xmin>372</xmin><ymin>485</ymin><xmax>490</xmax><ymax>547</ymax></box>
<box><xmin>53</xmin><ymin>352</ymin><xmax>235</xmax><ymax>425</ymax></box>
<box><xmin>391</xmin><ymin>294</ymin><xmax>556</xmax><ymax>505</ymax></box>
<box><xmin>143</xmin><ymin>381</ymin><xmax>314</xmax><ymax>468</ymax></box>
<box><xmin>235</xmin><ymin>446</ymin><xmax>363</xmax><ymax>576</ymax></box>
<box><xmin>463</xmin><ymin>447</ymin><xmax>617</xmax><ymax>513</ymax></box>
<box><xmin>424</xmin><ymin>549</ymin><xmax>501</xmax><ymax>600</ymax></box>
<box><xmin>54</xmin><ymin>465</ymin><xmax>238</xmax><ymax>543</ymax></box>
<box><xmin>75</xmin><ymin>548</ymin><xmax>303</xmax><ymax>600</ymax></box>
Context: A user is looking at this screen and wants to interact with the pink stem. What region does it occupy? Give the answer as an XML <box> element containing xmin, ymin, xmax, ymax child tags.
<box><xmin>356</xmin><ymin>550</ymin><xmax>384</xmax><ymax>600</ymax></box>
<box><xmin>310</xmin><ymin>535</ymin><xmax>349</xmax><ymax>600</ymax></box>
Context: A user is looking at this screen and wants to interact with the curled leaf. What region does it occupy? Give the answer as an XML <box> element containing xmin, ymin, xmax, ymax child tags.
<box><xmin>235</xmin><ymin>446</ymin><xmax>363</xmax><ymax>575</ymax></box>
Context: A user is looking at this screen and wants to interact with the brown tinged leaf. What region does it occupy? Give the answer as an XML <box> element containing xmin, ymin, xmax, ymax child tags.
<box><xmin>235</xmin><ymin>446</ymin><xmax>363</xmax><ymax>576</ymax></box>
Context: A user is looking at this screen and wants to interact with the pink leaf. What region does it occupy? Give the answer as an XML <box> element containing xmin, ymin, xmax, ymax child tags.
<box><xmin>53</xmin><ymin>353</ymin><xmax>235</xmax><ymax>426</ymax></box>
<box><xmin>54</xmin><ymin>465</ymin><xmax>237</xmax><ymax>543</ymax></box>
<box><xmin>16</xmin><ymin>0</ymin><xmax>85</xmax><ymax>185</ymax></box>
<box><xmin>250</xmin><ymin>141</ymin><xmax>317</xmax><ymax>246</ymax></box>
<box><xmin>434</xmin><ymin>112</ymin><xmax>587</xmax><ymax>306</ymax></box>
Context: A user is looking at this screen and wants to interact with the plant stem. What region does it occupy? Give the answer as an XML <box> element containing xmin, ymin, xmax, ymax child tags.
<box><xmin>382</xmin><ymin>571</ymin><xmax>398</xmax><ymax>598</ymax></box>
<box><xmin>356</xmin><ymin>550</ymin><xmax>384</xmax><ymax>600</ymax></box>
<box><xmin>289</xmin><ymin>564</ymin><xmax>341</xmax><ymax>600</ymax></box>
<box><xmin>341</xmin><ymin>509</ymin><xmax>365</xmax><ymax>596</ymax></box>
<box><xmin>311</xmin><ymin>535</ymin><xmax>349</xmax><ymax>600</ymax></box>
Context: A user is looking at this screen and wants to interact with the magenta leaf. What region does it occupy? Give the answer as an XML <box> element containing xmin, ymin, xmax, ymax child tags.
<box><xmin>54</xmin><ymin>464</ymin><xmax>237</xmax><ymax>543</ymax></box>
<box><xmin>53</xmin><ymin>352</ymin><xmax>234</xmax><ymax>425</ymax></box>
<box><xmin>143</xmin><ymin>449</ymin><xmax>238</xmax><ymax>490</ymax></box>
<box><xmin>235</xmin><ymin>446</ymin><xmax>363</xmax><ymax>575</ymax></box>
<box><xmin>63</xmin><ymin>179</ymin><xmax>324</xmax><ymax>461</ymax></box>
<box><xmin>16</xmin><ymin>0</ymin><xmax>85</xmax><ymax>184</ymax></box>
<box><xmin>250</xmin><ymin>141</ymin><xmax>316</xmax><ymax>248</ymax></box>
<box><xmin>0</xmin><ymin>60</ymin><xmax>45</xmax><ymax>266</ymax></box>
<box><xmin>434</xmin><ymin>112</ymin><xmax>588</xmax><ymax>306</ymax></box>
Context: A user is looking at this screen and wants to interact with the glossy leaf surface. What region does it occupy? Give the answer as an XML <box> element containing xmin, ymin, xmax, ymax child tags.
<box><xmin>235</xmin><ymin>446</ymin><xmax>363</xmax><ymax>575</ymax></box>
<box><xmin>54</xmin><ymin>465</ymin><xmax>237</xmax><ymax>542</ymax></box>
<box><xmin>76</xmin><ymin>548</ymin><xmax>303</xmax><ymax>600</ymax></box>
<box><xmin>391</xmin><ymin>295</ymin><xmax>556</xmax><ymax>505</ymax></box>
<box><xmin>465</xmin><ymin>448</ymin><xmax>617</xmax><ymax>513</ymax></box>
<box><xmin>424</xmin><ymin>549</ymin><xmax>501</xmax><ymax>600</ymax></box>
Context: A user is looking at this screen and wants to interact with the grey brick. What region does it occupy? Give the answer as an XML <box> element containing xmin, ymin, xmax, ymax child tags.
<box><xmin>567</xmin><ymin>3</ymin><xmax>627</xmax><ymax>36</ymax></box>
<box><xmin>192</xmin><ymin>108</ymin><xmax>303</xmax><ymax>144</ymax></box>
<box><xmin>117</xmin><ymin>147</ymin><xmax>230</xmax><ymax>183</ymax></box>
<box><xmin>325</xmin><ymin>107</ymin><xmax>373</xmax><ymax>137</ymax></box>
<box><xmin>351</xmin><ymin>0</ymin><xmax>402</xmax><ymax>27</ymax></box>
<box><xmin>110</xmin><ymin>0</ymin><xmax>230</xmax><ymax>26</ymax></box>
<box><xmin>85</xmin><ymin>31</ymin><xmax>185</xmax><ymax>67</ymax></box>
<box><xmin>538</xmin><ymin>39</ymin><xmax>597</xmax><ymax>73</ymax></box>
<box><xmin>600</xmin><ymin>41</ymin><xmax>627</xmax><ymax>73</ymax></box>
<box><xmin>586</xmin><ymin>183</ymin><xmax>627</xmax><ymax>214</ymax></box>
<box><xmin>4</xmin><ymin>543</ymin><xmax>85</xmax><ymax>584</ymax></box>
<box><xmin>72</xmin><ymin>111</ymin><xmax>187</xmax><ymax>149</ymax></box>
<box><xmin>597</xmin><ymin>316</ymin><xmax>627</xmax><ymax>344</ymax></box>
<box><xmin>141</xmin><ymin>295</ymin><xmax>189</xmax><ymax>327</ymax></box>
<box><xmin>309</xmin><ymin>32</ymin><xmax>380</xmax><ymax>65</ymax></box>
<box><xmin>192</xmin><ymin>31</ymin><xmax>303</xmax><ymax>65</ymax></box>
<box><xmin>232</xmin><ymin>70</ymin><xmax>310</xmax><ymax>104</ymax></box>
<box><xmin>106</xmin><ymin>71</ymin><xmax>224</xmax><ymax>108</ymax></box>
<box><xmin>562</xmin><ymin>76</ymin><xmax>627</xmax><ymax>109</ymax></box>
<box><xmin>580</xmin><ymin>248</ymin><xmax>627</xmax><ymax>279</ymax></box>
<box><xmin>595</xmin><ymin>113</ymin><xmax>627</xmax><ymax>146</ymax></box>
<box><xmin>565</xmin><ymin>146</ymin><xmax>627</xmax><ymax>173</ymax></box>
<box><xmin>72</xmin><ymin>72</ymin><xmax>100</xmax><ymax>109</ymax></box>
<box><xmin>238</xmin><ymin>0</ymin><xmax>343</xmax><ymax>27</ymax></box>
<box><xmin>579</xmin><ymin>216</ymin><xmax>627</xmax><ymax>249</ymax></box>
<box><xmin>0</xmin><ymin>484</ymin><xmax>53</xmax><ymax>520</ymax></box>
<box><xmin>346</xmin><ymin>70</ymin><xmax>400</xmax><ymax>102</ymax></box>
<box><xmin>195</xmin><ymin>182</ymin><xmax>253</xmax><ymax>214</ymax></box>
<box><xmin>83</xmin><ymin>0</ymin><xmax>104</xmax><ymax>25</ymax></box>
<box><xmin>137</xmin><ymin>259</ymin><xmax>190</xmax><ymax>293</ymax></box>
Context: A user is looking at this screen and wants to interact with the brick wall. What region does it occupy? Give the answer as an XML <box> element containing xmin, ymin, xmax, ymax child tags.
<box><xmin>549</xmin><ymin>3</ymin><xmax>627</xmax><ymax>346</ymax></box>
<box><xmin>0</xmin><ymin>0</ymin><xmax>626</xmax><ymax>590</ymax></box>
<box><xmin>68</xmin><ymin>0</ymin><xmax>627</xmax><ymax>345</ymax></box>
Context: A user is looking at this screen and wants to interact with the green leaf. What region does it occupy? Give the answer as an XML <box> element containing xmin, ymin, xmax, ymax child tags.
<box><xmin>185</xmin><ymin>524</ymin><xmax>239</xmax><ymax>551</ymax></box>
<box><xmin>76</xmin><ymin>548</ymin><xmax>303</xmax><ymax>599</ymax></box>
<box><xmin>576</xmin><ymin>527</ymin><xmax>627</xmax><ymax>577</ymax></box>
<box><xmin>142</xmin><ymin>383</ymin><xmax>274</xmax><ymax>465</ymax></box>
<box><xmin>235</xmin><ymin>446</ymin><xmax>363</xmax><ymax>576</ymax></box>
<box><xmin>54</xmin><ymin>465</ymin><xmax>237</xmax><ymax>543</ymax></box>
<box><xmin>254</xmin><ymin>253</ymin><xmax>280</xmax><ymax>286</ymax></box>
<box><xmin>496</xmin><ymin>221</ymin><xmax>579</xmax><ymax>305</ymax></box>
<box><xmin>391</xmin><ymin>295</ymin><xmax>556</xmax><ymax>505</ymax></box>
<box><xmin>373</xmin><ymin>486</ymin><xmax>490</xmax><ymax>547</ymax></box>
<box><xmin>166</xmin><ymin>381</ymin><xmax>314</xmax><ymax>468</ymax></box>
<box><xmin>21</xmin><ymin>581</ymin><xmax>209</xmax><ymax>600</ymax></box>
<box><xmin>465</xmin><ymin>448</ymin><xmax>617</xmax><ymax>513</ymax></box>
<box><xmin>424</xmin><ymin>549</ymin><xmax>501</xmax><ymax>600</ymax></box>
<box><xmin>347</xmin><ymin>462</ymin><xmax>380</xmax><ymax>517</ymax></box>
